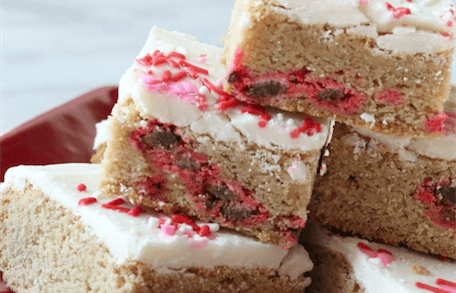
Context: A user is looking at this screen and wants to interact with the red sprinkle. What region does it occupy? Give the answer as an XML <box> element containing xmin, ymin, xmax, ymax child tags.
<box><xmin>153</xmin><ymin>57</ymin><xmax>168</xmax><ymax>67</ymax></box>
<box><xmin>290</xmin><ymin>118</ymin><xmax>321</xmax><ymax>139</ymax></box>
<box><xmin>198</xmin><ymin>225</ymin><xmax>211</xmax><ymax>237</ymax></box>
<box><xmin>436</xmin><ymin>279</ymin><xmax>456</xmax><ymax>288</ymax></box>
<box><xmin>76</xmin><ymin>183</ymin><xmax>87</xmax><ymax>192</ymax></box>
<box><xmin>171</xmin><ymin>214</ymin><xmax>200</xmax><ymax>232</ymax></box>
<box><xmin>178</xmin><ymin>60</ymin><xmax>209</xmax><ymax>75</ymax></box>
<box><xmin>101</xmin><ymin>204</ymin><xmax>130</xmax><ymax>213</ymax></box>
<box><xmin>161</xmin><ymin>70</ymin><xmax>172</xmax><ymax>82</ymax></box>
<box><xmin>438</xmin><ymin>255</ymin><xmax>451</xmax><ymax>262</ymax></box>
<box><xmin>217</xmin><ymin>98</ymin><xmax>243</xmax><ymax>112</ymax></box>
<box><xmin>78</xmin><ymin>197</ymin><xmax>97</xmax><ymax>206</ymax></box>
<box><xmin>171</xmin><ymin>71</ymin><xmax>187</xmax><ymax>82</ymax></box>
<box><xmin>187</xmin><ymin>67</ymin><xmax>198</xmax><ymax>79</ymax></box>
<box><xmin>385</xmin><ymin>2</ymin><xmax>411</xmax><ymax>19</ymax></box>
<box><xmin>128</xmin><ymin>206</ymin><xmax>143</xmax><ymax>217</ymax></box>
<box><xmin>105</xmin><ymin>198</ymin><xmax>125</xmax><ymax>206</ymax></box>
<box><xmin>136</xmin><ymin>54</ymin><xmax>154</xmax><ymax>66</ymax></box>
<box><xmin>415</xmin><ymin>282</ymin><xmax>450</xmax><ymax>293</ymax></box>
<box><xmin>240</xmin><ymin>105</ymin><xmax>271</xmax><ymax>128</ymax></box>
<box><xmin>168</xmin><ymin>59</ymin><xmax>181</xmax><ymax>69</ymax></box>
<box><xmin>201</xmin><ymin>77</ymin><xmax>229</xmax><ymax>96</ymax></box>
<box><xmin>357</xmin><ymin>242</ymin><xmax>379</xmax><ymax>258</ymax></box>
<box><xmin>167</xmin><ymin>51</ymin><xmax>186</xmax><ymax>60</ymax></box>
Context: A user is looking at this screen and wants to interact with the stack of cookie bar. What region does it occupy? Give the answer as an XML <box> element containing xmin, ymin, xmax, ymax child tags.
<box><xmin>1</xmin><ymin>0</ymin><xmax>455</xmax><ymax>292</ymax></box>
<box><xmin>220</xmin><ymin>0</ymin><xmax>455</xmax><ymax>292</ymax></box>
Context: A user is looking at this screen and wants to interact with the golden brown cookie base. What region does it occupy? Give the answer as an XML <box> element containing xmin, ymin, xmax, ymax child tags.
<box><xmin>312</xmin><ymin>123</ymin><xmax>456</xmax><ymax>259</ymax></box>
<box><xmin>1</xmin><ymin>184</ymin><xmax>307</xmax><ymax>293</ymax></box>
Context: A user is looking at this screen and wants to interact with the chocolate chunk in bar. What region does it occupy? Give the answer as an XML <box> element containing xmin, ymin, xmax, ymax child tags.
<box><xmin>318</xmin><ymin>89</ymin><xmax>344</xmax><ymax>101</ymax></box>
<box><xmin>142</xmin><ymin>131</ymin><xmax>181</xmax><ymax>149</ymax></box>
<box><xmin>176</xmin><ymin>158</ymin><xmax>201</xmax><ymax>171</ymax></box>
<box><xmin>207</xmin><ymin>184</ymin><xmax>237</xmax><ymax>201</ymax></box>
<box><xmin>228</xmin><ymin>72</ymin><xmax>239</xmax><ymax>83</ymax></box>
<box><xmin>436</xmin><ymin>185</ymin><xmax>456</xmax><ymax>205</ymax></box>
<box><xmin>221</xmin><ymin>205</ymin><xmax>255</xmax><ymax>221</ymax></box>
<box><xmin>244</xmin><ymin>81</ymin><xmax>286</xmax><ymax>98</ymax></box>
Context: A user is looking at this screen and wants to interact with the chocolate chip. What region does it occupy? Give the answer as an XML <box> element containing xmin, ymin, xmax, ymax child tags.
<box><xmin>290</xmin><ymin>75</ymin><xmax>298</xmax><ymax>83</ymax></box>
<box><xmin>349</xmin><ymin>175</ymin><xmax>356</xmax><ymax>181</ymax></box>
<box><xmin>228</xmin><ymin>72</ymin><xmax>238</xmax><ymax>83</ymax></box>
<box><xmin>207</xmin><ymin>184</ymin><xmax>237</xmax><ymax>201</ymax></box>
<box><xmin>244</xmin><ymin>81</ymin><xmax>287</xmax><ymax>98</ymax></box>
<box><xmin>318</xmin><ymin>89</ymin><xmax>344</xmax><ymax>101</ymax></box>
<box><xmin>435</xmin><ymin>186</ymin><xmax>456</xmax><ymax>205</ymax></box>
<box><xmin>221</xmin><ymin>205</ymin><xmax>255</xmax><ymax>221</ymax></box>
<box><xmin>204</xmin><ymin>200</ymin><xmax>214</xmax><ymax>209</ymax></box>
<box><xmin>176</xmin><ymin>158</ymin><xmax>201</xmax><ymax>171</ymax></box>
<box><xmin>142</xmin><ymin>131</ymin><xmax>181</xmax><ymax>149</ymax></box>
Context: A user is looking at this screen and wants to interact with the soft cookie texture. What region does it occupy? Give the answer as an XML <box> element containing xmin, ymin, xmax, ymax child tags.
<box><xmin>99</xmin><ymin>27</ymin><xmax>332</xmax><ymax>248</ymax></box>
<box><xmin>312</xmin><ymin>86</ymin><xmax>456</xmax><ymax>259</ymax></box>
<box><xmin>221</xmin><ymin>0</ymin><xmax>455</xmax><ymax>136</ymax></box>
<box><xmin>0</xmin><ymin>163</ymin><xmax>313</xmax><ymax>293</ymax></box>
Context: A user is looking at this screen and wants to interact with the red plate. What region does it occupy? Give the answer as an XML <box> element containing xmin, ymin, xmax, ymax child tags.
<box><xmin>0</xmin><ymin>86</ymin><xmax>118</xmax><ymax>292</ymax></box>
<box><xmin>0</xmin><ymin>86</ymin><xmax>118</xmax><ymax>182</ymax></box>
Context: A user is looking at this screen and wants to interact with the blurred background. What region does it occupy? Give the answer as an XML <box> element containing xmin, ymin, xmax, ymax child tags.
<box><xmin>1</xmin><ymin>0</ymin><xmax>455</xmax><ymax>134</ymax></box>
<box><xmin>2</xmin><ymin>0</ymin><xmax>236</xmax><ymax>133</ymax></box>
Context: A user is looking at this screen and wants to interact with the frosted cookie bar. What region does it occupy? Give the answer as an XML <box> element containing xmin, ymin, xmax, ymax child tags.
<box><xmin>0</xmin><ymin>163</ymin><xmax>313</xmax><ymax>293</ymax></box>
<box><xmin>221</xmin><ymin>0</ymin><xmax>455</xmax><ymax>136</ymax></box>
<box><xmin>312</xmin><ymin>86</ymin><xmax>456</xmax><ymax>258</ymax></box>
<box><xmin>301</xmin><ymin>224</ymin><xmax>456</xmax><ymax>293</ymax></box>
<box><xmin>99</xmin><ymin>27</ymin><xmax>331</xmax><ymax>248</ymax></box>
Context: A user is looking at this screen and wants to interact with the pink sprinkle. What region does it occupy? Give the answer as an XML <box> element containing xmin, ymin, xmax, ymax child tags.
<box><xmin>358</xmin><ymin>0</ymin><xmax>369</xmax><ymax>5</ymax></box>
<box><xmin>128</xmin><ymin>206</ymin><xmax>142</xmax><ymax>217</ymax></box>
<box><xmin>198</xmin><ymin>225</ymin><xmax>211</xmax><ymax>237</ymax></box>
<box><xmin>447</xmin><ymin>20</ymin><xmax>454</xmax><ymax>27</ymax></box>
<box><xmin>76</xmin><ymin>183</ymin><xmax>87</xmax><ymax>192</ymax></box>
<box><xmin>78</xmin><ymin>197</ymin><xmax>97</xmax><ymax>206</ymax></box>
<box><xmin>161</xmin><ymin>224</ymin><xmax>176</xmax><ymax>236</ymax></box>
<box><xmin>196</xmin><ymin>54</ymin><xmax>207</xmax><ymax>63</ymax></box>
<box><xmin>168</xmin><ymin>81</ymin><xmax>201</xmax><ymax>105</ymax></box>
<box><xmin>438</xmin><ymin>286</ymin><xmax>456</xmax><ymax>293</ymax></box>
<box><xmin>378</xmin><ymin>251</ymin><xmax>395</xmax><ymax>266</ymax></box>
<box><xmin>232</xmin><ymin>44</ymin><xmax>244</xmax><ymax>70</ymax></box>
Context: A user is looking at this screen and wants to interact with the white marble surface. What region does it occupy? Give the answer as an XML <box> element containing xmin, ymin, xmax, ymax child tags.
<box><xmin>1</xmin><ymin>0</ymin><xmax>455</xmax><ymax>134</ymax></box>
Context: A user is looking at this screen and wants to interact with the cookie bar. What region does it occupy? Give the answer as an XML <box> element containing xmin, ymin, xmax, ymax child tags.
<box><xmin>1</xmin><ymin>163</ymin><xmax>313</xmax><ymax>293</ymax></box>
<box><xmin>301</xmin><ymin>223</ymin><xmax>456</xmax><ymax>293</ymax></box>
<box><xmin>99</xmin><ymin>27</ymin><xmax>332</xmax><ymax>248</ymax></box>
<box><xmin>312</xmin><ymin>86</ymin><xmax>456</xmax><ymax>258</ymax></box>
<box><xmin>221</xmin><ymin>0</ymin><xmax>455</xmax><ymax>136</ymax></box>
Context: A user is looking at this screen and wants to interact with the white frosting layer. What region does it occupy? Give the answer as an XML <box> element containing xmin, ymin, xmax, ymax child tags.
<box><xmin>313</xmin><ymin>226</ymin><xmax>456</xmax><ymax>293</ymax></box>
<box><xmin>118</xmin><ymin>26</ymin><xmax>330</xmax><ymax>154</ymax></box>
<box><xmin>271</xmin><ymin>0</ymin><xmax>454</xmax><ymax>54</ymax></box>
<box><xmin>93</xmin><ymin>119</ymin><xmax>110</xmax><ymax>150</ymax></box>
<box><xmin>2</xmin><ymin>163</ymin><xmax>313</xmax><ymax>279</ymax></box>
